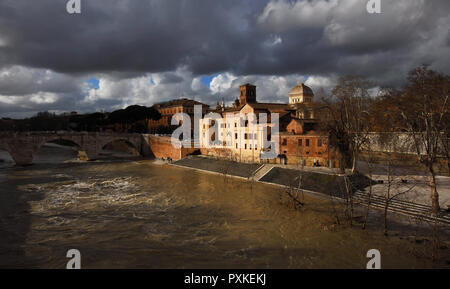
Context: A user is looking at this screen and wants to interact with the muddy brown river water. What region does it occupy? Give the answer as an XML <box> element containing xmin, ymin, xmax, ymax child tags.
<box><xmin>0</xmin><ymin>145</ymin><xmax>447</xmax><ymax>268</ymax></box>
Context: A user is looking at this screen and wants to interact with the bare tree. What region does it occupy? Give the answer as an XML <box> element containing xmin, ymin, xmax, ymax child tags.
<box><xmin>394</xmin><ymin>66</ymin><xmax>449</xmax><ymax>214</ymax></box>
<box><xmin>282</xmin><ymin>176</ymin><xmax>305</xmax><ymax>210</ymax></box>
<box><xmin>344</xmin><ymin>174</ymin><xmax>354</xmax><ymax>227</ymax></box>
<box><xmin>362</xmin><ymin>140</ymin><xmax>376</xmax><ymax>230</ymax></box>
<box><xmin>279</xmin><ymin>148</ymin><xmax>306</xmax><ymax>210</ymax></box>
<box><xmin>329</xmin><ymin>191</ymin><xmax>342</xmax><ymax>227</ymax></box>
<box><xmin>381</xmin><ymin>152</ymin><xmax>416</xmax><ymax>236</ymax></box>
<box><xmin>322</xmin><ymin>75</ymin><xmax>373</xmax><ymax>175</ymax></box>
<box><xmin>219</xmin><ymin>149</ymin><xmax>234</xmax><ymax>183</ymax></box>
<box><xmin>372</xmin><ymin>133</ymin><xmax>417</xmax><ymax>235</ymax></box>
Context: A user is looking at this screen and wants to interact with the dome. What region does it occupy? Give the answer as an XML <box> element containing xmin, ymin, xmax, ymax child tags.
<box><xmin>289</xmin><ymin>83</ymin><xmax>314</xmax><ymax>104</ymax></box>
<box><xmin>289</xmin><ymin>83</ymin><xmax>314</xmax><ymax>97</ymax></box>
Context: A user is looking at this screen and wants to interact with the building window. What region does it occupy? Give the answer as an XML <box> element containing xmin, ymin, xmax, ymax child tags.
<box><xmin>249</xmin><ymin>134</ymin><xmax>252</xmax><ymax>140</ymax></box>
<box><xmin>236</xmin><ymin>143</ymin><xmax>238</xmax><ymax>149</ymax></box>
<box><xmin>298</xmin><ymin>139</ymin><xmax>302</xmax><ymax>146</ymax></box>
<box><xmin>249</xmin><ymin>144</ymin><xmax>252</xmax><ymax>149</ymax></box>
<box><xmin>245</xmin><ymin>144</ymin><xmax>247</xmax><ymax>149</ymax></box>
<box><xmin>318</xmin><ymin>139</ymin><xmax>322</xmax><ymax>147</ymax></box>
<box><xmin>306</xmin><ymin>139</ymin><xmax>310</xmax><ymax>147</ymax></box>
<box><xmin>255</xmin><ymin>145</ymin><xmax>257</xmax><ymax>150</ymax></box>
<box><xmin>282</xmin><ymin>138</ymin><xmax>287</xmax><ymax>146</ymax></box>
<box><xmin>244</xmin><ymin>133</ymin><xmax>248</xmax><ymax>139</ymax></box>
<box><xmin>235</xmin><ymin>133</ymin><xmax>238</xmax><ymax>139</ymax></box>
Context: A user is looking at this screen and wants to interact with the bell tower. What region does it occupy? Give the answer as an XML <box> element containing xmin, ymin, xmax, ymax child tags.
<box><xmin>239</xmin><ymin>83</ymin><xmax>256</xmax><ymax>105</ymax></box>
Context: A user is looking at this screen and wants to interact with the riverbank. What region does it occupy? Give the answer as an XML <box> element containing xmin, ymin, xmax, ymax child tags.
<box><xmin>173</xmin><ymin>156</ymin><xmax>261</xmax><ymax>179</ymax></box>
<box><xmin>173</xmin><ymin>156</ymin><xmax>371</xmax><ymax>197</ymax></box>
<box><xmin>172</xmin><ymin>156</ymin><xmax>450</xmax><ymax>226</ymax></box>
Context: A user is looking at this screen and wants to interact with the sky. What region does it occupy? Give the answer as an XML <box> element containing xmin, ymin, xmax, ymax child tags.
<box><xmin>0</xmin><ymin>0</ymin><xmax>449</xmax><ymax>118</ymax></box>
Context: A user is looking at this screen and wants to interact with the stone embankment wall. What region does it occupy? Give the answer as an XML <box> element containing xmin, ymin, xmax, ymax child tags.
<box><xmin>145</xmin><ymin>134</ymin><xmax>197</xmax><ymax>160</ymax></box>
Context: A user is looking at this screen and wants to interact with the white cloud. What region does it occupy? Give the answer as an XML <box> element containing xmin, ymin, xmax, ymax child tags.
<box><xmin>83</xmin><ymin>67</ymin><xmax>212</xmax><ymax>109</ymax></box>
<box><xmin>30</xmin><ymin>92</ymin><xmax>59</xmax><ymax>104</ymax></box>
<box><xmin>84</xmin><ymin>74</ymin><xmax>155</xmax><ymax>104</ymax></box>
<box><xmin>0</xmin><ymin>95</ymin><xmax>16</xmax><ymax>105</ymax></box>
<box><xmin>207</xmin><ymin>72</ymin><xmax>312</xmax><ymax>104</ymax></box>
<box><xmin>305</xmin><ymin>75</ymin><xmax>336</xmax><ymax>89</ymax></box>
<box><xmin>0</xmin><ymin>91</ymin><xmax>59</xmax><ymax>112</ymax></box>
<box><xmin>84</xmin><ymin>70</ymin><xmax>330</xmax><ymax>111</ymax></box>
<box><xmin>191</xmin><ymin>77</ymin><xmax>204</xmax><ymax>91</ymax></box>
<box><xmin>258</xmin><ymin>0</ymin><xmax>339</xmax><ymax>31</ymax></box>
<box><xmin>0</xmin><ymin>65</ymin><xmax>81</xmax><ymax>96</ymax></box>
<box><xmin>209</xmin><ymin>73</ymin><xmax>238</xmax><ymax>94</ymax></box>
<box><xmin>0</xmin><ymin>66</ymin><xmax>83</xmax><ymax>115</ymax></box>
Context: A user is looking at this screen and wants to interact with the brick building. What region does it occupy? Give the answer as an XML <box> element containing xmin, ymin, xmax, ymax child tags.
<box><xmin>199</xmin><ymin>83</ymin><xmax>341</xmax><ymax>168</ymax></box>
<box><xmin>148</xmin><ymin>98</ymin><xmax>209</xmax><ymax>133</ymax></box>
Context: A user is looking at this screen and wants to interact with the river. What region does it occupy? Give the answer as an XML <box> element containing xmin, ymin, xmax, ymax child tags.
<box><xmin>0</xmin><ymin>145</ymin><xmax>445</xmax><ymax>268</ymax></box>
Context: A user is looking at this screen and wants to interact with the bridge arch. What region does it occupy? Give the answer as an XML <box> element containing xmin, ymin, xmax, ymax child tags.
<box><xmin>33</xmin><ymin>138</ymin><xmax>83</xmax><ymax>163</ymax></box>
<box><xmin>40</xmin><ymin>137</ymin><xmax>82</xmax><ymax>149</ymax></box>
<box><xmin>100</xmin><ymin>138</ymin><xmax>141</xmax><ymax>156</ymax></box>
<box><xmin>0</xmin><ymin>144</ymin><xmax>15</xmax><ymax>166</ymax></box>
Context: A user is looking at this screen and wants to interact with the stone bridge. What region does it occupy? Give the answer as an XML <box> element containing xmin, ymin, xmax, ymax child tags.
<box><xmin>0</xmin><ymin>131</ymin><xmax>151</xmax><ymax>165</ymax></box>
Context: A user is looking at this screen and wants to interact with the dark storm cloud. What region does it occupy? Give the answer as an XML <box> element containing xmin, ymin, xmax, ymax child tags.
<box><xmin>158</xmin><ymin>72</ymin><xmax>184</xmax><ymax>84</ymax></box>
<box><xmin>0</xmin><ymin>0</ymin><xmax>448</xmax><ymax>117</ymax></box>
<box><xmin>0</xmin><ymin>0</ymin><xmax>449</xmax><ymax>77</ymax></box>
<box><xmin>0</xmin><ymin>0</ymin><xmax>261</xmax><ymax>74</ymax></box>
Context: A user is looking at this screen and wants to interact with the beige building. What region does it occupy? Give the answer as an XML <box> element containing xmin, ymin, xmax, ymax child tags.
<box><xmin>199</xmin><ymin>82</ymin><xmax>341</xmax><ymax>167</ymax></box>
<box><xmin>200</xmin><ymin>83</ymin><xmax>291</xmax><ymax>163</ymax></box>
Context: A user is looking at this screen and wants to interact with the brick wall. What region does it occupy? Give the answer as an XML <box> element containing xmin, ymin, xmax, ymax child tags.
<box><xmin>279</xmin><ymin>134</ymin><xmax>332</xmax><ymax>167</ymax></box>
<box><xmin>147</xmin><ymin>135</ymin><xmax>197</xmax><ymax>160</ymax></box>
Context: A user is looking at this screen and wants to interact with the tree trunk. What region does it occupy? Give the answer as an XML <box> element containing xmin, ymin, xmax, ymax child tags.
<box><xmin>383</xmin><ymin>201</ymin><xmax>388</xmax><ymax>236</ymax></box>
<box><xmin>384</xmin><ymin>166</ymin><xmax>391</xmax><ymax>236</ymax></box>
<box><xmin>344</xmin><ymin>176</ymin><xmax>353</xmax><ymax>227</ymax></box>
<box><xmin>351</xmin><ymin>150</ymin><xmax>358</xmax><ymax>175</ymax></box>
<box><xmin>363</xmin><ymin>180</ymin><xmax>372</xmax><ymax>230</ymax></box>
<box><xmin>429</xmin><ymin>167</ymin><xmax>440</xmax><ymax>214</ymax></box>
<box><xmin>339</xmin><ymin>155</ymin><xmax>345</xmax><ymax>174</ymax></box>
